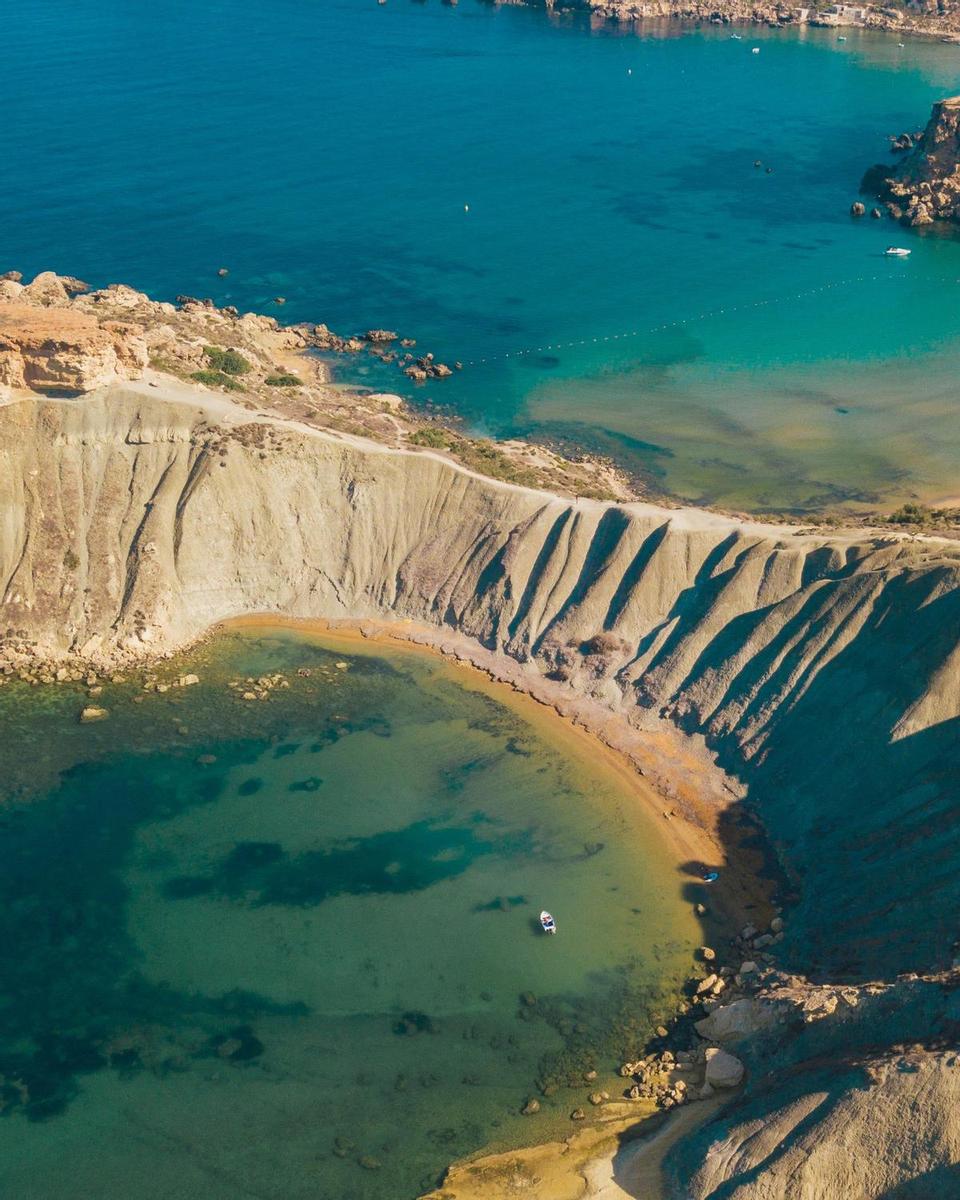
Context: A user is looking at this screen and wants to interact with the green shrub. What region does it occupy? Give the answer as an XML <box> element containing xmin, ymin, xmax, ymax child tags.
<box><xmin>408</xmin><ymin>426</ymin><xmax>452</xmax><ymax>449</ymax></box>
<box><xmin>190</xmin><ymin>369</ymin><xmax>244</xmax><ymax>392</ymax></box>
<box><xmin>265</xmin><ymin>373</ymin><xmax>303</xmax><ymax>387</ymax></box>
<box><xmin>202</xmin><ymin>345</ymin><xmax>252</xmax><ymax>375</ymax></box>
<box><xmin>889</xmin><ymin>502</ymin><xmax>933</xmax><ymax>525</ymax></box>
<box><xmin>63</xmin><ymin>548</ymin><xmax>80</xmax><ymax>571</ymax></box>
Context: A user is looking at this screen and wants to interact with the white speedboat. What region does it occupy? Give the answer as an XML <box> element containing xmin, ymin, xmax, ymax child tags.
<box><xmin>539</xmin><ymin>910</ymin><xmax>557</xmax><ymax>935</ymax></box>
<box><xmin>884</xmin><ymin>246</ymin><xmax>911</xmax><ymax>257</ymax></box>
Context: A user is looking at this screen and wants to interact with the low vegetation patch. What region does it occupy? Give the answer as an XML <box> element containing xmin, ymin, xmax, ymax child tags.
<box><xmin>455</xmin><ymin>439</ymin><xmax>540</xmax><ymax>488</ymax></box>
<box><xmin>148</xmin><ymin>354</ymin><xmax>188</xmax><ymax>377</ymax></box>
<box><xmin>265</xmin><ymin>373</ymin><xmax>303</xmax><ymax>387</ymax></box>
<box><xmin>190</xmin><ymin>369</ymin><xmax>244</xmax><ymax>392</ymax></box>
<box><xmin>408</xmin><ymin>426</ymin><xmax>452</xmax><ymax>449</ymax></box>
<box><xmin>888</xmin><ymin>502</ymin><xmax>959</xmax><ymax>527</ymax></box>
<box><xmin>202</xmin><ymin>345</ymin><xmax>252</xmax><ymax>376</ymax></box>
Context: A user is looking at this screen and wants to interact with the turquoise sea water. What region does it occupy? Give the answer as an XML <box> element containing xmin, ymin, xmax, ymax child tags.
<box><xmin>0</xmin><ymin>629</ymin><xmax>699</xmax><ymax>1199</ymax></box>
<box><xmin>3</xmin><ymin>0</ymin><xmax>960</xmax><ymax>509</ymax></box>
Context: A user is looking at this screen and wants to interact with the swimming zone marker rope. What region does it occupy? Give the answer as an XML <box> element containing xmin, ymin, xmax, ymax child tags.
<box><xmin>460</xmin><ymin>270</ymin><xmax>925</xmax><ymax>368</ymax></box>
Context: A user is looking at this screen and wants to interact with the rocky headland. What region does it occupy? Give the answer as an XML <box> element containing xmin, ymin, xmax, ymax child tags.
<box><xmin>862</xmin><ymin>94</ymin><xmax>960</xmax><ymax>225</ymax></box>
<box><xmin>2</xmin><ymin>275</ymin><xmax>960</xmax><ymax>1197</ymax></box>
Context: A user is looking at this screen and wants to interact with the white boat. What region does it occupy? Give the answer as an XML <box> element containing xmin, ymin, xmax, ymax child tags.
<box><xmin>884</xmin><ymin>246</ymin><xmax>912</xmax><ymax>257</ymax></box>
<box><xmin>731</xmin><ymin>34</ymin><xmax>742</xmax><ymax>39</ymax></box>
<box><xmin>539</xmin><ymin>910</ymin><xmax>557</xmax><ymax>935</ymax></box>
<box><xmin>751</xmin><ymin>46</ymin><xmax>760</xmax><ymax>54</ymax></box>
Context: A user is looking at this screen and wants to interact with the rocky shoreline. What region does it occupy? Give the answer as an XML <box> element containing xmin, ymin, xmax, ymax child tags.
<box><xmin>511</xmin><ymin>0</ymin><xmax>960</xmax><ymax>43</ymax></box>
<box><xmin>861</xmin><ymin>94</ymin><xmax>960</xmax><ymax>225</ymax></box>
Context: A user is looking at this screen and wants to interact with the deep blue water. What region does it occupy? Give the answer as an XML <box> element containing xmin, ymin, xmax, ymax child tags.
<box><xmin>4</xmin><ymin>0</ymin><xmax>960</xmax><ymax>507</ymax></box>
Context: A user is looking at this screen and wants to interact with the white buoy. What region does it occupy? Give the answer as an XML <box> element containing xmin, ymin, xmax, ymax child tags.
<box><xmin>464</xmin><ymin>204</ymin><xmax>470</xmax><ymax>213</ymax></box>
<box><xmin>628</xmin><ymin>68</ymin><xmax>632</xmax><ymax>75</ymax></box>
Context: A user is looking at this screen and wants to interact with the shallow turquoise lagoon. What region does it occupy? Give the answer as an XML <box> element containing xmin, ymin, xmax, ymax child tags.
<box><xmin>4</xmin><ymin>1</ymin><xmax>960</xmax><ymax>507</ymax></box>
<box><xmin>0</xmin><ymin>629</ymin><xmax>698</xmax><ymax>1198</ymax></box>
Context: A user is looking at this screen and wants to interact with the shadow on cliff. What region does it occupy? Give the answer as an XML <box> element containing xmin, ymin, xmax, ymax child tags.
<box><xmin>681</xmin><ymin>568</ymin><xmax>960</xmax><ymax>983</ymax></box>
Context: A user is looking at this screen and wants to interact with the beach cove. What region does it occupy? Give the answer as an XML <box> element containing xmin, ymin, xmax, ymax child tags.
<box><xmin>0</xmin><ymin>621</ymin><xmax>738</xmax><ymax>1199</ymax></box>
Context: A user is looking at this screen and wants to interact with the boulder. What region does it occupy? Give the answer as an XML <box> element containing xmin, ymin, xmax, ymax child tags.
<box><xmin>704</xmin><ymin>1047</ymin><xmax>745</xmax><ymax>1089</ymax></box>
<box><xmin>60</xmin><ymin>276</ymin><xmax>90</xmax><ymax>296</ymax></box>
<box><xmin>79</xmin><ymin>706</ymin><xmax>108</xmax><ymax>723</ymax></box>
<box><xmin>22</xmin><ymin>271</ymin><xmax>69</xmax><ymax>305</ymax></box>
<box><xmin>695</xmin><ymin>998</ymin><xmax>771</xmax><ymax>1042</ymax></box>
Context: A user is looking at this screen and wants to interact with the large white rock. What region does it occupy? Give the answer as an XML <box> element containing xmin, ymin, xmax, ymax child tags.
<box><xmin>704</xmin><ymin>1047</ymin><xmax>745</xmax><ymax>1089</ymax></box>
<box><xmin>696</xmin><ymin>998</ymin><xmax>769</xmax><ymax>1043</ymax></box>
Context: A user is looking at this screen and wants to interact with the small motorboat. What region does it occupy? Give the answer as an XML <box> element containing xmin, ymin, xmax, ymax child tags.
<box><xmin>838</xmin><ymin>35</ymin><xmax>847</xmax><ymax>41</ymax></box>
<box><xmin>731</xmin><ymin>33</ymin><xmax>742</xmax><ymax>39</ymax></box>
<box><xmin>884</xmin><ymin>246</ymin><xmax>912</xmax><ymax>257</ymax></box>
<box><xmin>540</xmin><ymin>910</ymin><xmax>557</xmax><ymax>935</ymax></box>
<box><xmin>751</xmin><ymin>46</ymin><xmax>760</xmax><ymax>54</ymax></box>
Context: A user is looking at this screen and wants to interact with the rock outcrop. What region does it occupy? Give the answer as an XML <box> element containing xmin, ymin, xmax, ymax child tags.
<box><xmin>0</xmin><ymin>300</ymin><xmax>147</xmax><ymax>394</ymax></box>
<box><xmin>862</xmin><ymin>95</ymin><xmax>960</xmax><ymax>225</ymax></box>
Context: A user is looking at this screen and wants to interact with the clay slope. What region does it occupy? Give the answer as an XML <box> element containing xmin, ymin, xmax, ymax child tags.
<box><xmin>675</xmin><ymin>1050</ymin><xmax>960</xmax><ymax>1199</ymax></box>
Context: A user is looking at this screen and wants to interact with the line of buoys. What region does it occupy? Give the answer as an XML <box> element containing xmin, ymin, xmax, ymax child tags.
<box><xmin>460</xmin><ymin>271</ymin><xmax>918</xmax><ymax>368</ymax></box>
